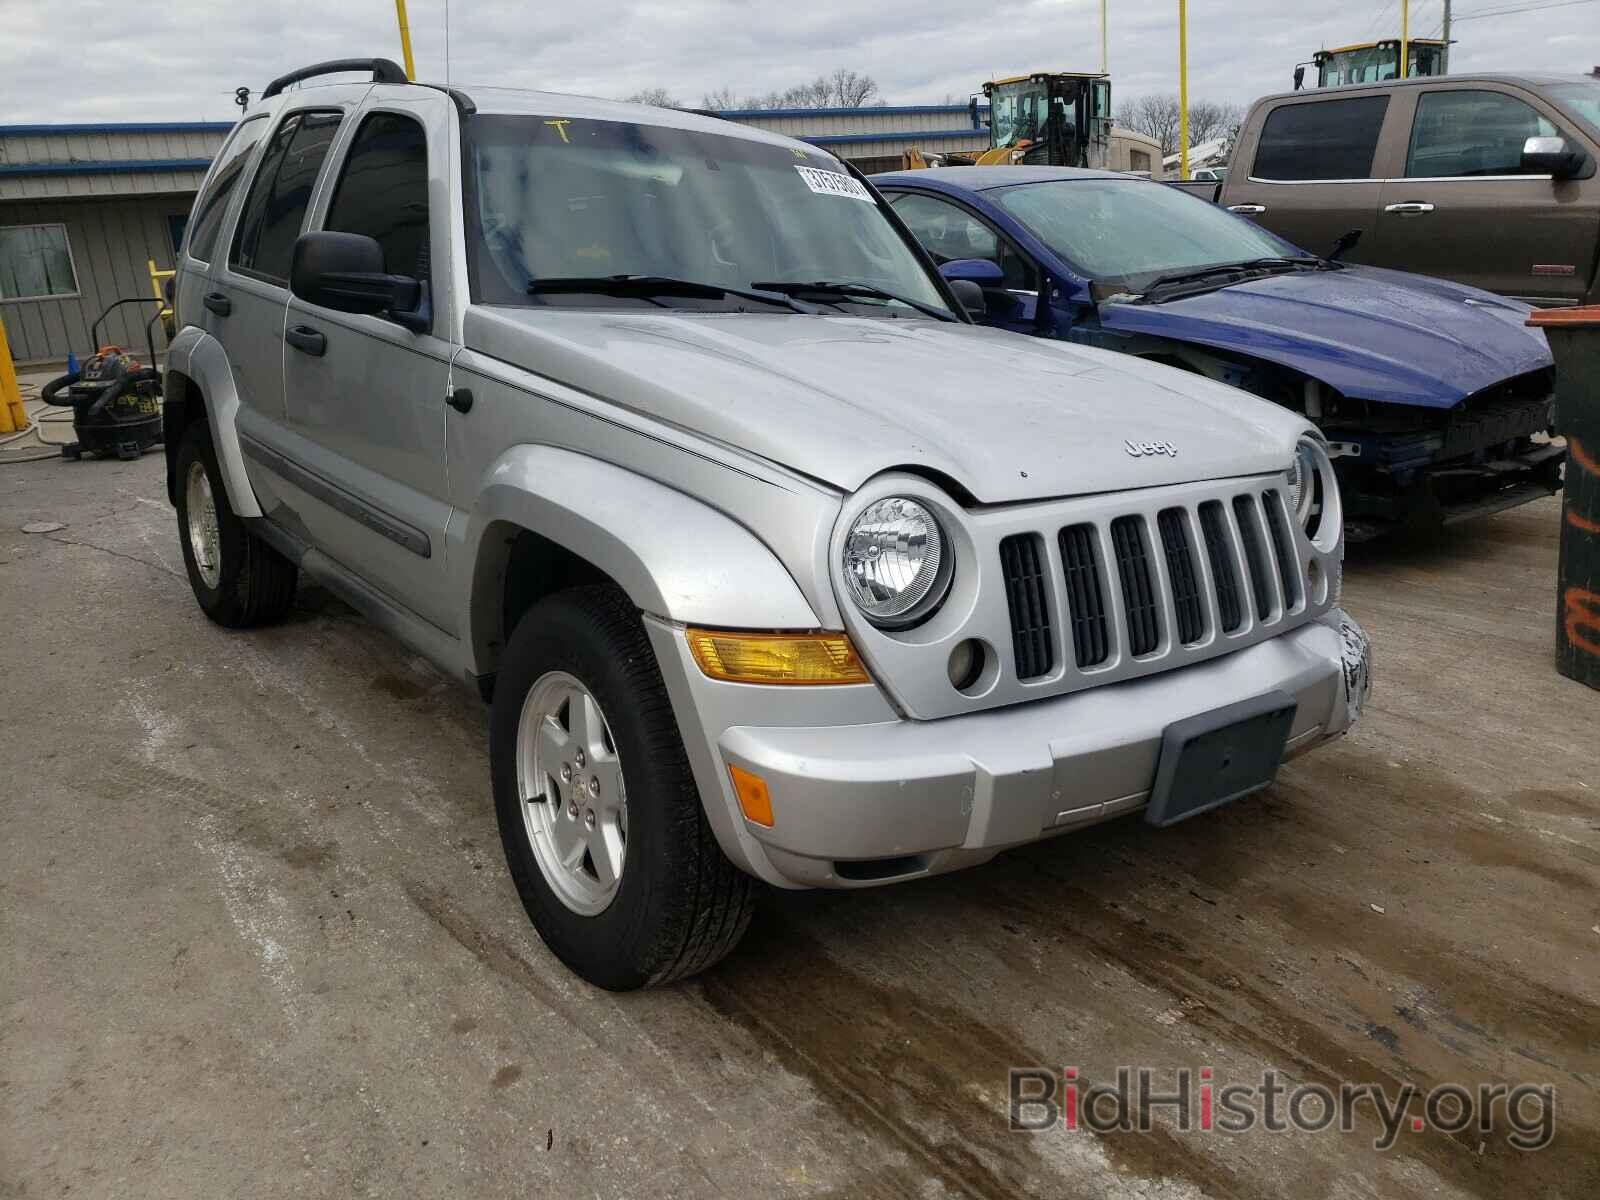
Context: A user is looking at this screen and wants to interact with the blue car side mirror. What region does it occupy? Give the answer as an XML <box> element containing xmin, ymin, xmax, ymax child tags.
<box><xmin>940</xmin><ymin>258</ymin><xmax>1005</xmax><ymax>287</ymax></box>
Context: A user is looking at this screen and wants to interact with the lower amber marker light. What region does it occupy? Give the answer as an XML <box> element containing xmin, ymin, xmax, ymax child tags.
<box><xmin>728</xmin><ymin>765</ymin><xmax>774</xmax><ymax>827</ymax></box>
<box><xmin>685</xmin><ymin>629</ymin><xmax>869</xmax><ymax>686</ymax></box>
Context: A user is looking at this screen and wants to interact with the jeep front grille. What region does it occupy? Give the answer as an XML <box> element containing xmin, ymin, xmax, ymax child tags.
<box><xmin>1058</xmin><ymin>523</ymin><xmax>1110</xmax><ymax>668</ymax></box>
<box><xmin>1002</xmin><ymin>489</ymin><xmax>1308</xmax><ymax>681</ymax></box>
<box><xmin>999</xmin><ymin>533</ymin><xmax>1054</xmax><ymax>680</ymax></box>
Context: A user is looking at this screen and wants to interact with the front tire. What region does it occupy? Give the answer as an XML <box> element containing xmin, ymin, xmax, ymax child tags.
<box><xmin>490</xmin><ymin>585</ymin><xmax>756</xmax><ymax>990</ymax></box>
<box><xmin>174</xmin><ymin>423</ymin><xmax>297</xmax><ymax>628</ymax></box>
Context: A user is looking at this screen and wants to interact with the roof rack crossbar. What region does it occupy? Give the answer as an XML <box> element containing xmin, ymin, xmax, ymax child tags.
<box><xmin>263</xmin><ymin>58</ymin><xmax>408</xmax><ymax>99</ymax></box>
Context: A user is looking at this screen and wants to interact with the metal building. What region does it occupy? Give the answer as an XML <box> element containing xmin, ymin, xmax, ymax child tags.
<box><xmin>0</xmin><ymin>122</ymin><xmax>229</xmax><ymax>365</ymax></box>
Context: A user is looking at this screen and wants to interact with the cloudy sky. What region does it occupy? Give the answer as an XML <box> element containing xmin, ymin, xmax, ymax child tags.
<box><xmin>1</xmin><ymin>0</ymin><xmax>1593</xmax><ymax>124</ymax></box>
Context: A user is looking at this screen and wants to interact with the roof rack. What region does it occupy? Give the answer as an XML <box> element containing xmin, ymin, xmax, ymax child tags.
<box><xmin>263</xmin><ymin>58</ymin><xmax>408</xmax><ymax>99</ymax></box>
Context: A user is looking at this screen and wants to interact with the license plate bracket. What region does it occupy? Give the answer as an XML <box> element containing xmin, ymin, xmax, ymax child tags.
<box><xmin>1144</xmin><ymin>691</ymin><xmax>1297</xmax><ymax>827</ymax></box>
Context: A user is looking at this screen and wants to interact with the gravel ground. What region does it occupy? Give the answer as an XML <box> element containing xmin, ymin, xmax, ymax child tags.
<box><xmin>2</xmin><ymin>452</ymin><xmax>1595</xmax><ymax>1199</ymax></box>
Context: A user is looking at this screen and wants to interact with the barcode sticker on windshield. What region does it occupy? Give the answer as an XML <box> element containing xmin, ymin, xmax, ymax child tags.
<box><xmin>795</xmin><ymin>165</ymin><xmax>873</xmax><ymax>203</ymax></box>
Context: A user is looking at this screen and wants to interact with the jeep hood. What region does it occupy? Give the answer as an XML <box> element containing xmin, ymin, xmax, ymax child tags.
<box><xmin>1096</xmin><ymin>265</ymin><xmax>1552</xmax><ymax>410</ymax></box>
<box><xmin>464</xmin><ymin>309</ymin><xmax>1302</xmax><ymax>504</ymax></box>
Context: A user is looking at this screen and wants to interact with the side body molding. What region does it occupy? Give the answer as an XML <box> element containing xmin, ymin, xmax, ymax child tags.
<box><xmin>461</xmin><ymin>445</ymin><xmax>823</xmax><ymax>677</ymax></box>
<box><xmin>165</xmin><ymin>325</ymin><xmax>262</xmax><ymax>519</ymax></box>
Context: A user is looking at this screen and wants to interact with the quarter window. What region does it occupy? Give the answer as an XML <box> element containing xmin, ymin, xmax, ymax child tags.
<box><xmin>890</xmin><ymin>193</ymin><xmax>1039</xmax><ymax>291</ymax></box>
<box><xmin>185</xmin><ymin>115</ymin><xmax>267</xmax><ymax>263</ymax></box>
<box><xmin>1253</xmin><ymin>97</ymin><xmax>1389</xmax><ymax>180</ymax></box>
<box><xmin>230</xmin><ymin>109</ymin><xmax>342</xmax><ymax>284</ymax></box>
<box><xmin>323</xmin><ymin>112</ymin><xmax>430</xmax><ymax>283</ymax></box>
<box><xmin>1405</xmin><ymin>90</ymin><xmax>1558</xmax><ymax>178</ymax></box>
<box><xmin>0</xmin><ymin>224</ymin><xmax>78</xmax><ymax>300</ymax></box>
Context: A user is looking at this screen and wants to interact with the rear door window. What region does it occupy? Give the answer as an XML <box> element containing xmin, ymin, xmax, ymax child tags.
<box><xmin>230</xmin><ymin>109</ymin><xmax>343</xmax><ymax>284</ymax></box>
<box><xmin>186</xmin><ymin>116</ymin><xmax>267</xmax><ymax>263</ymax></box>
<box><xmin>1404</xmin><ymin>90</ymin><xmax>1558</xmax><ymax>177</ymax></box>
<box><xmin>1252</xmin><ymin>97</ymin><xmax>1390</xmax><ymax>180</ymax></box>
<box><xmin>322</xmin><ymin>112</ymin><xmax>430</xmax><ymax>282</ymax></box>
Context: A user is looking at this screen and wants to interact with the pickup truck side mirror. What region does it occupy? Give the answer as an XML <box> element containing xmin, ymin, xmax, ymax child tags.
<box><xmin>291</xmin><ymin>231</ymin><xmax>427</xmax><ymax>330</ymax></box>
<box><xmin>1521</xmin><ymin>135</ymin><xmax>1588</xmax><ymax>181</ymax></box>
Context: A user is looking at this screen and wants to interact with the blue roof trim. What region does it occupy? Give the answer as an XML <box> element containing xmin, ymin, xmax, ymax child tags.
<box><xmin>0</xmin><ymin>158</ymin><xmax>213</xmax><ymax>178</ymax></box>
<box><xmin>717</xmin><ymin>103</ymin><xmax>986</xmax><ymax>121</ymax></box>
<box><xmin>0</xmin><ymin>121</ymin><xmax>233</xmax><ymax>135</ymax></box>
<box><xmin>802</xmin><ymin>128</ymin><xmax>987</xmax><ymax>147</ymax></box>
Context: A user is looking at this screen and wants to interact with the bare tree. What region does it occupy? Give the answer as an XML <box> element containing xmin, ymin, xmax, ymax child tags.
<box><xmin>702</xmin><ymin>86</ymin><xmax>740</xmax><ymax>110</ymax></box>
<box><xmin>1187</xmin><ymin>100</ymin><xmax>1244</xmax><ymax>147</ymax></box>
<box><xmin>1118</xmin><ymin>94</ymin><xmax>1243</xmax><ymax>156</ymax></box>
<box><xmin>625</xmin><ymin>87</ymin><xmax>681</xmax><ymax>108</ymax></box>
<box><xmin>704</xmin><ymin>70</ymin><xmax>884</xmax><ymax>111</ymax></box>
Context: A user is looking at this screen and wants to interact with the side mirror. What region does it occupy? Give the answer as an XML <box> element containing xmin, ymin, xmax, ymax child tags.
<box><xmin>947</xmin><ymin>278</ymin><xmax>987</xmax><ymax>318</ymax></box>
<box><xmin>968</xmin><ymin>96</ymin><xmax>980</xmax><ymax>129</ymax></box>
<box><xmin>1521</xmin><ymin>135</ymin><xmax>1586</xmax><ymax>180</ymax></box>
<box><xmin>290</xmin><ymin>231</ymin><xmax>426</xmax><ymax>329</ymax></box>
<box><xmin>1293</xmin><ymin>65</ymin><xmax>1306</xmax><ymax>91</ymax></box>
<box><xmin>940</xmin><ymin>258</ymin><xmax>1006</xmax><ymax>288</ymax></box>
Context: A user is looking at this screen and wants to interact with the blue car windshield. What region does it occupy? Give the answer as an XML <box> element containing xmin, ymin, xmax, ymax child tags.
<box><xmin>993</xmin><ymin>179</ymin><xmax>1300</xmax><ymax>287</ymax></box>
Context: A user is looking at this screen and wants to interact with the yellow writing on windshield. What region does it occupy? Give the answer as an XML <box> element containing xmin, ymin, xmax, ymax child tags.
<box><xmin>544</xmin><ymin>119</ymin><xmax>573</xmax><ymax>143</ymax></box>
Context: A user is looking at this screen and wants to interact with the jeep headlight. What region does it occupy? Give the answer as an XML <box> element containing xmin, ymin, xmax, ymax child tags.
<box><xmin>1289</xmin><ymin>435</ymin><xmax>1341</xmax><ymax>551</ymax></box>
<box><xmin>842</xmin><ymin>497</ymin><xmax>952</xmax><ymax>628</ymax></box>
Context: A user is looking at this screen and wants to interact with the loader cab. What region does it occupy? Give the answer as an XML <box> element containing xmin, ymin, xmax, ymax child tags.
<box><xmin>1308</xmin><ymin>39</ymin><xmax>1445</xmax><ymax>89</ymax></box>
<box><xmin>979</xmin><ymin>72</ymin><xmax>1111</xmax><ymax>169</ymax></box>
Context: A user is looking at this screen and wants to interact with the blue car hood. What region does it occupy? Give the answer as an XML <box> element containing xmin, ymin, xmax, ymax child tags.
<box><xmin>1096</xmin><ymin>265</ymin><xmax>1552</xmax><ymax>409</ymax></box>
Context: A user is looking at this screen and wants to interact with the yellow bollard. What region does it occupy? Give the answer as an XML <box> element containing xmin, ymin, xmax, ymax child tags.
<box><xmin>0</xmin><ymin>312</ymin><xmax>28</xmax><ymax>434</ymax></box>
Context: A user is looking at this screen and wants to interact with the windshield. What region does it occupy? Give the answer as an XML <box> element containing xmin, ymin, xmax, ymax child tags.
<box><xmin>1545</xmin><ymin>82</ymin><xmax>1600</xmax><ymax>140</ymax></box>
<box><xmin>989</xmin><ymin>83</ymin><xmax>1049</xmax><ymax>147</ymax></box>
<box><xmin>463</xmin><ymin>114</ymin><xmax>949</xmax><ymax>316</ymax></box>
<box><xmin>992</xmin><ymin>178</ymin><xmax>1299</xmax><ymax>287</ymax></box>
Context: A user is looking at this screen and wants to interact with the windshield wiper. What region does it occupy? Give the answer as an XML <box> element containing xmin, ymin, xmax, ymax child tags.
<box><xmin>750</xmin><ymin>279</ymin><xmax>957</xmax><ymax>322</ymax></box>
<box><xmin>1139</xmin><ymin>256</ymin><xmax>1330</xmax><ymax>301</ymax></box>
<box><xmin>526</xmin><ymin>275</ymin><xmax>817</xmax><ymax>314</ymax></box>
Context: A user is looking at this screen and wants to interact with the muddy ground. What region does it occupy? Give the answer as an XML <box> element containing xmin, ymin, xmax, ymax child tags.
<box><xmin>2</xmin><ymin>453</ymin><xmax>1595</xmax><ymax>1199</ymax></box>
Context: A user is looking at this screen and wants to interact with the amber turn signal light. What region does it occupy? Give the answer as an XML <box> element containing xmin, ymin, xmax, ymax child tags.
<box><xmin>728</xmin><ymin>765</ymin><xmax>774</xmax><ymax>827</ymax></box>
<box><xmin>685</xmin><ymin>629</ymin><xmax>869</xmax><ymax>685</ymax></box>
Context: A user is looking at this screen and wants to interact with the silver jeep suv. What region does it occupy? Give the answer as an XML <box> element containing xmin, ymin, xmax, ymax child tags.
<box><xmin>165</xmin><ymin>59</ymin><xmax>1371</xmax><ymax>989</ymax></box>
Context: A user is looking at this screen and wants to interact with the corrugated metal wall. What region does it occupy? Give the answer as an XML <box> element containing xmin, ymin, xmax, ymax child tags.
<box><xmin>0</xmin><ymin>125</ymin><xmax>227</xmax><ymax>201</ymax></box>
<box><xmin>0</xmin><ymin>194</ymin><xmax>192</xmax><ymax>363</ymax></box>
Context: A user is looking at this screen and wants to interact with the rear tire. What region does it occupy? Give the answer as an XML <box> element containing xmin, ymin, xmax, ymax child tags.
<box><xmin>174</xmin><ymin>423</ymin><xmax>297</xmax><ymax>628</ymax></box>
<box><xmin>490</xmin><ymin>585</ymin><xmax>756</xmax><ymax>990</ymax></box>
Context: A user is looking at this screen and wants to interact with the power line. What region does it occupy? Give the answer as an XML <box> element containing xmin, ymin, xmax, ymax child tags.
<box><xmin>1453</xmin><ymin>0</ymin><xmax>1597</xmax><ymax>20</ymax></box>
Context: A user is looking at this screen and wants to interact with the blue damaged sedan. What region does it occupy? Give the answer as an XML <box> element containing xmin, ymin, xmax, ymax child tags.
<box><xmin>873</xmin><ymin>166</ymin><xmax>1561</xmax><ymax>538</ymax></box>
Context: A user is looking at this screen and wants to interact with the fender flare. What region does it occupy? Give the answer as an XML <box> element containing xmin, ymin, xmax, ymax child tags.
<box><xmin>164</xmin><ymin>326</ymin><xmax>262</xmax><ymax>518</ymax></box>
<box><xmin>462</xmin><ymin>445</ymin><xmax>822</xmax><ymax>675</ymax></box>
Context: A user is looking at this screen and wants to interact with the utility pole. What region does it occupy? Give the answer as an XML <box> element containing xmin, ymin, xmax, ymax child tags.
<box><xmin>1101</xmin><ymin>0</ymin><xmax>1109</xmax><ymax>74</ymax></box>
<box><xmin>1400</xmin><ymin>0</ymin><xmax>1409</xmax><ymax>78</ymax></box>
<box><xmin>1442</xmin><ymin>0</ymin><xmax>1452</xmax><ymax>74</ymax></box>
<box><xmin>394</xmin><ymin>0</ymin><xmax>417</xmax><ymax>81</ymax></box>
<box><xmin>1177</xmin><ymin>0</ymin><xmax>1189</xmax><ymax>179</ymax></box>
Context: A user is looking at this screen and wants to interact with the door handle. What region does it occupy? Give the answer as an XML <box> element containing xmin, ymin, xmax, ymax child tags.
<box><xmin>1384</xmin><ymin>202</ymin><xmax>1435</xmax><ymax>215</ymax></box>
<box><xmin>284</xmin><ymin>325</ymin><xmax>327</xmax><ymax>356</ymax></box>
<box><xmin>1227</xmin><ymin>204</ymin><xmax>1267</xmax><ymax>215</ymax></box>
<box><xmin>203</xmin><ymin>292</ymin><xmax>232</xmax><ymax>316</ymax></box>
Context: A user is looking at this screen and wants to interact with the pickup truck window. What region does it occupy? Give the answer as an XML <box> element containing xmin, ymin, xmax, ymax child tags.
<box><xmin>1544</xmin><ymin>81</ymin><xmax>1600</xmax><ymax>139</ymax></box>
<box><xmin>1405</xmin><ymin>90</ymin><xmax>1556</xmax><ymax>178</ymax></box>
<box><xmin>992</xmin><ymin>179</ymin><xmax>1294</xmax><ymax>283</ymax></box>
<box><xmin>324</xmin><ymin>112</ymin><xmax>430</xmax><ymax>283</ymax></box>
<box><xmin>463</xmin><ymin>114</ymin><xmax>948</xmax><ymax>315</ymax></box>
<box><xmin>1253</xmin><ymin>97</ymin><xmax>1389</xmax><ymax>181</ymax></box>
<box><xmin>230</xmin><ymin>110</ymin><xmax>343</xmax><ymax>285</ymax></box>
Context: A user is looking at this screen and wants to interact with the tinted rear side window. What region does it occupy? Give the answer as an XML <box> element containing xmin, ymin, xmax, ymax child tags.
<box><xmin>230</xmin><ymin>109</ymin><xmax>342</xmax><ymax>283</ymax></box>
<box><xmin>323</xmin><ymin>113</ymin><xmax>430</xmax><ymax>281</ymax></box>
<box><xmin>186</xmin><ymin>117</ymin><xmax>267</xmax><ymax>263</ymax></box>
<box><xmin>1253</xmin><ymin>97</ymin><xmax>1390</xmax><ymax>180</ymax></box>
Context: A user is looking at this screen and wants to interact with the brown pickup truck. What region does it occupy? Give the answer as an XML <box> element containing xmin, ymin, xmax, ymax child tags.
<box><xmin>1172</xmin><ymin>73</ymin><xmax>1600</xmax><ymax>307</ymax></box>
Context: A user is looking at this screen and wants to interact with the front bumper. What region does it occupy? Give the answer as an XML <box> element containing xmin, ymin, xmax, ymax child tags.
<box><xmin>653</xmin><ymin>609</ymin><xmax>1370</xmax><ymax>890</ymax></box>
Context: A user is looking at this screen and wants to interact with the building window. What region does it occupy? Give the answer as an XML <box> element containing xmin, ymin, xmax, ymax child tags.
<box><xmin>0</xmin><ymin>223</ymin><xmax>79</xmax><ymax>301</ymax></box>
<box><xmin>1129</xmin><ymin>148</ymin><xmax>1151</xmax><ymax>173</ymax></box>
